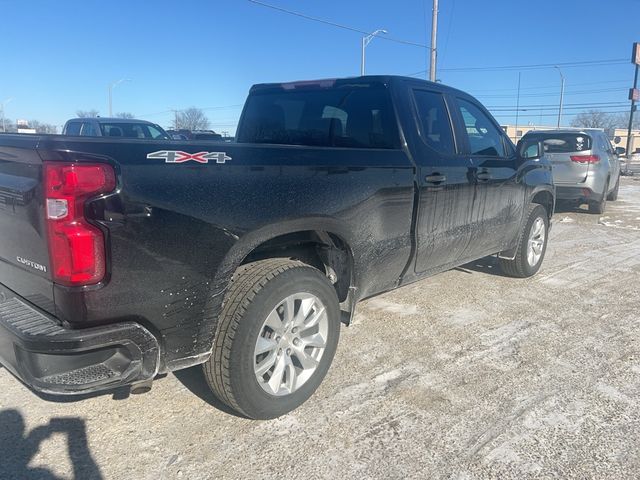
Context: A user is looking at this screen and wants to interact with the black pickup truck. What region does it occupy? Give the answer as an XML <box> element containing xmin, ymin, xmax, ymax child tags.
<box><xmin>0</xmin><ymin>76</ymin><xmax>553</xmax><ymax>419</ymax></box>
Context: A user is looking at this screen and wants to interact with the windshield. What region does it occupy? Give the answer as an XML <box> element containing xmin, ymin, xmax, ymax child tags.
<box><xmin>99</xmin><ymin>123</ymin><xmax>169</xmax><ymax>140</ymax></box>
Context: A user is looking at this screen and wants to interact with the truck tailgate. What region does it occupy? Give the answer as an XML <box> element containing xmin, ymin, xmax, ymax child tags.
<box><xmin>0</xmin><ymin>137</ymin><xmax>54</xmax><ymax>314</ymax></box>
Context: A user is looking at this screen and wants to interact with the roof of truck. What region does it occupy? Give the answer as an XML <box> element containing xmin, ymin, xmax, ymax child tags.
<box><xmin>249</xmin><ymin>75</ymin><xmax>471</xmax><ymax>97</ymax></box>
<box><xmin>67</xmin><ymin>117</ymin><xmax>159</xmax><ymax>124</ymax></box>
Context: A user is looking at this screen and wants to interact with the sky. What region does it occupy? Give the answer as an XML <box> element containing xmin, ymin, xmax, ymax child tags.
<box><xmin>1</xmin><ymin>0</ymin><xmax>639</xmax><ymax>134</ymax></box>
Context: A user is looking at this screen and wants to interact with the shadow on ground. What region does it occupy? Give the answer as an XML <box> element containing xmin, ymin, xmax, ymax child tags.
<box><xmin>456</xmin><ymin>255</ymin><xmax>507</xmax><ymax>277</ymax></box>
<box><xmin>173</xmin><ymin>366</ymin><xmax>247</xmax><ymax>418</ymax></box>
<box><xmin>0</xmin><ymin>409</ymin><xmax>102</xmax><ymax>480</ymax></box>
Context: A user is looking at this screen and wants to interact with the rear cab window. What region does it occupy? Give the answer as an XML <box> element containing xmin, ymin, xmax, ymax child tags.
<box><xmin>237</xmin><ymin>82</ymin><xmax>400</xmax><ymax>149</ymax></box>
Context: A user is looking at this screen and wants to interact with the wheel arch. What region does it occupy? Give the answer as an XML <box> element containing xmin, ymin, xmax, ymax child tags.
<box><xmin>530</xmin><ymin>187</ymin><xmax>555</xmax><ymax>218</ymax></box>
<box><xmin>212</xmin><ymin>218</ymin><xmax>357</xmax><ymax>308</ymax></box>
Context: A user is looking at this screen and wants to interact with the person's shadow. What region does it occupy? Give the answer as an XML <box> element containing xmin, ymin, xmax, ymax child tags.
<box><xmin>0</xmin><ymin>409</ymin><xmax>103</xmax><ymax>480</ymax></box>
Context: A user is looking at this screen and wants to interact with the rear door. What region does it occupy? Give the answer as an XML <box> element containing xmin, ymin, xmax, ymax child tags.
<box><xmin>542</xmin><ymin>132</ymin><xmax>593</xmax><ymax>184</ymax></box>
<box><xmin>410</xmin><ymin>88</ymin><xmax>476</xmax><ymax>275</ymax></box>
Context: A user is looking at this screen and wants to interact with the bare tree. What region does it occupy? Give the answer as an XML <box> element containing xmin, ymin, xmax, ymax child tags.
<box><xmin>115</xmin><ymin>112</ymin><xmax>135</xmax><ymax>119</ymax></box>
<box><xmin>176</xmin><ymin>107</ymin><xmax>210</xmax><ymax>131</ymax></box>
<box><xmin>76</xmin><ymin>109</ymin><xmax>100</xmax><ymax>118</ymax></box>
<box><xmin>27</xmin><ymin>120</ymin><xmax>58</xmax><ymax>134</ymax></box>
<box><xmin>612</xmin><ymin>111</ymin><xmax>640</xmax><ymax>131</ymax></box>
<box><xmin>570</xmin><ymin>110</ymin><xmax>616</xmax><ymax>131</ymax></box>
<box><xmin>0</xmin><ymin>118</ymin><xmax>15</xmax><ymax>132</ymax></box>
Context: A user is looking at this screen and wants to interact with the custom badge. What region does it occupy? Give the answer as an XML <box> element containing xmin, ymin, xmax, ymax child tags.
<box><xmin>147</xmin><ymin>150</ymin><xmax>232</xmax><ymax>164</ymax></box>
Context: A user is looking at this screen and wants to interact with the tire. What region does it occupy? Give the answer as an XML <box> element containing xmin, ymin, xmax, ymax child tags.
<box><xmin>589</xmin><ymin>179</ymin><xmax>609</xmax><ymax>214</ymax></box>
<box><xmin>499</xmin><ymin>203</ymin><xmax>549</xmax><ymax>278</ymax></box>
<box><xmin>607</xmin><ymin>175</ymin><xmax>620</xmax><ymax>201</ymax></box>
<box><xmin>203</xmin><ymin>258</ymin><xmax>340</xmax><ymax>419</ymax></box>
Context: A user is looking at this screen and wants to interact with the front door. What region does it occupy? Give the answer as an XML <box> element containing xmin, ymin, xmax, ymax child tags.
<box><xmin>451</xmin><ymin>97</ymin><xmax>523</xmax><ymax>256</ymax></box>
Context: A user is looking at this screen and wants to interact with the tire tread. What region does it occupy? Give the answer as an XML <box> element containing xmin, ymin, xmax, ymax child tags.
<box><xmin>203</xmin><ymin>258</ymin><xmax>311</xmax><ymax>416</ymax></box>
<box><xmin>499</xmin><ymin>203</ymin><xmax>547</xmax><ymax>278</ymax></box>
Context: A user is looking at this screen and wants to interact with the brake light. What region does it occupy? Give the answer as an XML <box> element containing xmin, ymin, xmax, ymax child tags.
<box><xmin>570</xmin><ymin>154</ymin><xmax>600</xmax><ymax>164</ymax></box>
<box><xmin>44</xmin><ymin>162</ymin><xmax>116</xmax><ymax>286</ymax></box>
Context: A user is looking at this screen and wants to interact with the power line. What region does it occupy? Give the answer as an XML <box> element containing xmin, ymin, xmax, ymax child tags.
<box><xmin>475</xmin><ymin>87</ymin><xmax>627</xmax><ymax>99</ymax></box>
<box><xmin>140</xmin><ymin>104</ymin><xmax>243</xmax><ymax>118</ymax></box>
<box><xmin>492</xmin><ymin>110</ymin><xmax>630</xmax><ymax>119</ymax></box>
<box><xmin>486</xmin><ymin>101</ymin><xmax>629</xmax><ymax>110</ymax></box>
<box><xmin>470</xmin><ymin>79</ymin><xmax>629</xmax><ymax>93</ymax></box>
<box><xmin>407</xmin><ymin>59</ymin><xmax>627</xmax><ymax>77</ymax></box>
<box><xmin>247</xmin><ymin>0</ymin><xmax>427</xmax><ymax>48</ymax></box>
<box><xmin>490</xmin><ymin>105</ymin><xmax>628</xmax><ymax>112</ymax></box>
<box><xmin>444</xmin><ymin>59</ymin><xmax>627</xmax><ymax>72</ymax></box>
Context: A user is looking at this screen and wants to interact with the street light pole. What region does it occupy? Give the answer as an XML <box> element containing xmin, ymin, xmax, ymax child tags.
<box><xmin>360</xmin><ymin>29</ymin><xmax>387</xmax><ymax>76</ymax></box>
<box><xmin>1</xmin><ymin>98</ymin><xmax>13</xmax><ymax>132</ymax></box>
<box><xmin>554</xmin><ymin>66</ymin><xmax>565</xmax><ymax>128</ymax></box>
<box><xmin>108</xmin><ymin>79</ymin><xmax>130</xmax><ymax>116</ymax></box>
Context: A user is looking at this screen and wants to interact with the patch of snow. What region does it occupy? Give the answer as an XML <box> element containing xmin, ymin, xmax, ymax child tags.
<box><xmin>364</xmin><ymin>298</ymin><xmax>420</xmax><ymax>316</ymax></box>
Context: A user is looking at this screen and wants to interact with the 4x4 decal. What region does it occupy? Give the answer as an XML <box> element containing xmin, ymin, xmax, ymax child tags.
<box><xmin>147</xmin><ymin>150</ymin><xmax>232</xmax><ymax>164</ymax></box>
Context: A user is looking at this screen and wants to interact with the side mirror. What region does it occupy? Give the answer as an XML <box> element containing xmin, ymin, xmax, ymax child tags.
<box><xmin>518</xmin><ymin>139</ymin><xmax>543</xmax><ymax>159</ymax></box>
<box><xmin>615</xmin><ymin>146</ymin><xmax>626</xmax><ymax>156</ymax></box>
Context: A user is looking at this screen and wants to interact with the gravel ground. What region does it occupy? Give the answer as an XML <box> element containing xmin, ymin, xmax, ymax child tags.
<box><xmin>2</xmin><ymin>177</ymin><xmax>640</xmax><ymax>480</ymax></box>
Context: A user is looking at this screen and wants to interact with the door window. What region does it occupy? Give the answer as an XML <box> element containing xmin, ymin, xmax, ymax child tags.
<box><xmin>457</xmin><ymin>98</ymin><xmax>505</xmax><ymax>157</ymax></box>
<box><xmin>413</xmin><ymin>90</ymin><xmax>455</xmax><ymax>155</ymax></box>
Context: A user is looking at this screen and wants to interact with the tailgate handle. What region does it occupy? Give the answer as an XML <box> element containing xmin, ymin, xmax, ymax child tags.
<box><xmin>425</xmin><ymin>174</ymin><xmax>446</xmax><ymax>185</ymax></box>
<box><xmin>476</xmin><ymin>171</ymin><xmax>492</xmax><ymax>181</ymax></box>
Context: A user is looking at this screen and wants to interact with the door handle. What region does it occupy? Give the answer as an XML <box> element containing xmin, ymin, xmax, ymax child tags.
<box><xmin>425</xmin><ymin>174</ymin><xmax>447</xmax><ymax>184</ymax></box>
<box><xmin>476</xmin><ymin>171</ymin><xmax>492</xmax><ymax>181</ymax></box>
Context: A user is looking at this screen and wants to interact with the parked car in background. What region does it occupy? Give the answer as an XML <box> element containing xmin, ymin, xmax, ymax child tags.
<box><xmin>63</xmin><ymin>117</ymin><xmax>170</xmax><ymax>140</ymax></box>
<box><xmin>521</xmin><ymin>129</ymin><xmax>621</xmax><ymax>214</ymax></box>
<box><xmin>165</xmin><ymin>129</ymin><xmax>225</xmax><ymax>141</ymax></box>
<box><xmin>191</xmin><ymin>130</ymin><xmax>223</xmax><ymax>141</ymax></box>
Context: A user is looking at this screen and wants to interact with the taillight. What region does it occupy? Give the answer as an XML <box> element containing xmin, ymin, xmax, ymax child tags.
<box><xmin>570</xmin><ymin>154</ymin><xmax>600</xmax><ymax>164</ymax></box>
<box><xmin>44</xmin><ymin>162</ymin><xmax>116</xmax><ymax>286</ymax></box>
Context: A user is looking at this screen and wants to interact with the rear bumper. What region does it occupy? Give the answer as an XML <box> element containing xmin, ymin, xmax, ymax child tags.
<box><xmin>556</xmin><ymin>186</ymin><xmax>602</xmax><ymax>203</ymax></box>
<box><xmin>0</xmin><ymin>283</ymin><xmax>159</xmax><ymax>395</ymax></box>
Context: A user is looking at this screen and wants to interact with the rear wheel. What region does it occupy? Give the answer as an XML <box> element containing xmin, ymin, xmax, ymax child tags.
<box><xmin>203</xmin><ymin>258</ymin><xmax>340</xmax><ymax>419</ymax></box>
<box><xmin>607</xmin><ymin>175</ymin><xmax>620</xmax><ymax>201</ymax></box>
<box><xmin>499</xmin><ymin>203</ymin><xmax>549</xmax><ymax>278</ymax></box>
<box><xmin>589</xmin><ymin>180</ymin><xmax>609</xmax><ymax>214</ymax></box>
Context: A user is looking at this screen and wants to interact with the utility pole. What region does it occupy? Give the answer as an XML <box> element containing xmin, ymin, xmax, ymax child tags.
<box><xmin>625</xmin><ymin>42</ymin><xmax>640</xmax><ymax>173</ymax></box>
<box><xmin>514</xmin><ymin>72</ymin><xmax>521</xmax><ymax>143</ymax></box>
<box><xmin>169</xmin><ymin>108</ymin><xmax>181</xmax><ymax>130</ymax></box>
<box><xmin>429</xmin><ymin>0</ymin><xmax>439</xmax><ymax>82</ymax></box>
<box><xmin>0</xmin><ymin>98</ymin><xmax>12</xmax><ymax>132</ymax></box>
<box><xmin>553</xmin><ymin>66</ymin><xmax>565</xmax><ymax>128</ymax></box>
